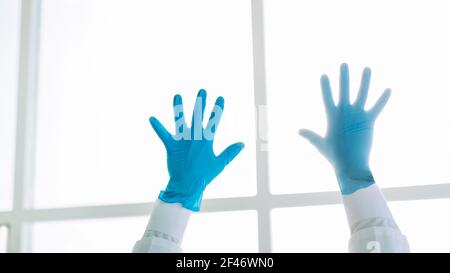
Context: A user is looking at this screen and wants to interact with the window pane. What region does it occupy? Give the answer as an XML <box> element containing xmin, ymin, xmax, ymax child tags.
<box><xmin>31</xmin><ymin>216</ymin><xmax>147</xmax><ymax>252</ymax></box>
<box><xmin>271</xmin><ymin>205</ymin><xmax>348</xmax><ymax>252</ymax></box>
<box><xmin>31</xmin><ymin>211</ymin><xmax>258</xmax><ymax>253</ymax></box>
<box><xmin>0</xmin><ymin>0</ymin><xmax>20</xmax><ymax>211</ymax></box>
<box><xmin>35</xmin><ymin>0</ymin><xmax>256</xmax><ymax>208</ymax></box>
<box><xmin>264</xmin><ymin>0</ymin><xmax>450</xmax><ymax>194</ymax></box>
<box><xmin>389</xmin><ymin>199</ymin><xmax>450</xmax><ymax>252</ymax></box>
<box><xmin>0</xmin><ymin>225</ymin><xmax>8</xmax><ymax>253</ymax></box>
<box><xmin>183</xmin><ymin>210</ymin><xmax>258</xmax><ymax>252</ymax></box>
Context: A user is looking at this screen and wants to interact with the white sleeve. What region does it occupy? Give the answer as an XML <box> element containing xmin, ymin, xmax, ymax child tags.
<box><xmin>132</xmin><ymin>199</ymin><xmax>191</xmax><ymax>253</ymax></box>
<box><xmin>342</xmin><ymin>184</ymin><xmax>410</xmax><ymax>253</ymax></box>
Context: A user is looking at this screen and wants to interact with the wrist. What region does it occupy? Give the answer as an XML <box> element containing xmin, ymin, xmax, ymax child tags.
<box><xmin>159</xmin><ymin>177</ymin><xmax>207</xmax><ymax>211</ymax></box>
<box><xmin>335</xmin><ymin>168</ymin><xmax>375</xmax><ymax>195</ymax></box>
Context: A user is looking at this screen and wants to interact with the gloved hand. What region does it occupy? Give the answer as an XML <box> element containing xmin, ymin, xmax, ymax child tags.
<box><xmin>149</xmin><ymin>89</ymin><xmax>245</xmax><ymax>211</ymax></box>
<box><xmin>299</xmin><ymin>63</ymin><xmax>391</xmax><ymax>195</ymax></box>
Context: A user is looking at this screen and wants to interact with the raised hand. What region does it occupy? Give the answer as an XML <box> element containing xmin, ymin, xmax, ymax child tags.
<box><xmin>299</xmin><ymin>64</ymin><xmax>391</xmax><ymax>195</ymax></box>
<box><xmin>150</xmin><ymin>89</ymin><xmax>245</xmax><ymax>211</ymax></box>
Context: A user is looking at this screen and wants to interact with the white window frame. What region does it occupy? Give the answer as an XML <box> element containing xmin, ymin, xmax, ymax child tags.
<box><xmin>1</xmin><ymin>0</ymin><xmax>450</xmax><ymax>253</ymax></box>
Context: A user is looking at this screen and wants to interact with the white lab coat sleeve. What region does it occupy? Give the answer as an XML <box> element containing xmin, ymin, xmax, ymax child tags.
<box><xmin>132</xmin><ymin>199</ymin><xmax>191</xmax><ymax>253</ymax></box>
<box><xmin>342</xmin><ymin>184</ymin><xmax>410</xmax><ymax>253</ymax></box>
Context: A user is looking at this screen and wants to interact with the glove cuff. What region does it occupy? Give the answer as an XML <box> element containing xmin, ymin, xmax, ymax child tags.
<box><xmin>336</xmin><ymin>169</ymin><xmax>375</xmax><ymax>195</ymax></box>
<box><xmin>159</xmin><ymin>191</ymin><xmax>204</xmax><ymax>212</ymax></box>
<box><xmin>158</xmin><ymin>177</ymin><xmax>207</xmax><ymax>211</ymax></box>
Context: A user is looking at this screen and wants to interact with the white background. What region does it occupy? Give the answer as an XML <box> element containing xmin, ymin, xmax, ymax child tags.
<box><xmin>265</xmin><ymin>0</ymin><xmax>450</xmax><ymax>194</ymax></box>
<box><xmin>35</xmin><ymin>0</ymin><xmax>256</xmax><ymax>208</ymax></box>
<box><xmin>1</xmin><ymin>0</ymin><xmax>450</xmax><ymax>252</ymax></box>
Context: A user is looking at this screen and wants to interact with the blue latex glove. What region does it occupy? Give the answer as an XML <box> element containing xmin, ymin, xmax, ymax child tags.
<box><xmin>149</xmin><ymin>89</ymin><xmax>245</xmax><ymax>211</ymax></box>
<box><xmin>299</xmin><ymin>63</ymin><xmax>391</xmax><ymax>195</ymax></box>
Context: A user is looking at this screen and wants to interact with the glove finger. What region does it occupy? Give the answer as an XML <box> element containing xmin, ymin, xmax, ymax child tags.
<box><xmin>339</xmin><ymin>63</ymin><xmax>350</xmax><ymax>107</ymax></box>
<box><xmin>369</xmin><ymin>88</ymin><xmax>392</xmax><ymax>119</ymax></box>
<box><xmin>354</xmin><ymin>67</ymin><xmax>371</xmax><ymax>109</ymax></box>
<box><xmin>218</xmin><ymin>142</ymin><xmax>245</xmax><ymax>167</ymax></box>
<box><xmin>191</xmin><ymin>89</ymin><xmax>207</xmax><ymax>140</ymax></box>
<box><xmin>320</xmin><ymin>74</ymin><xmax>336</xmax><ymax>116</ymax></box>
<box><xmin>149</xmin><ymin>116</ymin><xmax>172</xmax><ymax>146</ymax></box>
<box><xmin>298</xmin><ymin>129</ymin><xmax>325</xmax><ymax>153</ymax></box>
<box><xmin>204</xmin><ymin>96</ymin><xmax>224</xmax><ymax>141</ymax></box>
<box><xmin>173</xmin><ymin>94</ymin><xmax>188</xmax><ymax>139</ymax></box>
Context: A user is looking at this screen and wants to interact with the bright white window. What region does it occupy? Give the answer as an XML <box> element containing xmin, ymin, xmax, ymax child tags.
<box><xmin>1</xmin><ymin>0</ymin><xmax>450</xmax><ymax>253</ymax></box>
<box><xmin>264</xmin><ymin>0</ymin><xmax>450</xmax><ymax>194</ymax></box>
<box><xmin>0</xmin><ymin>0</ymin><xmax>20</xmax><ymax>211</ymax></box>
<box><xmin>389</xmin><ymin>199</ymin><xmax>450</xmax><ymax>253</ymax></box>
<box><xmin>31</xmin><ymin>217</ymin><xmax>148</xmax><ymax>252</ymax></box>
<box><xmin>271</xmin><ymin>206</ymin><xmax>348</xmax><ymax>252</ymax></box>
<box><xmin>35</xmin><ymin>0</ymin><xmax>256</xmax><ymax>208</ymax></box>
<box><xmin>183</xmin><ymin>211</ymin><xmax>258</xmax><ymax>253</ymax></box>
